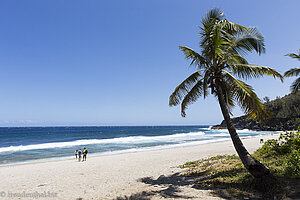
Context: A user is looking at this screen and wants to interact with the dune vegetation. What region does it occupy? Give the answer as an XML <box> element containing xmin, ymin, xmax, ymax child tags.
<box><xmin>180</xmin><ymin>130</ymin><xmax>300</xmax><ymax>199</ymax></box>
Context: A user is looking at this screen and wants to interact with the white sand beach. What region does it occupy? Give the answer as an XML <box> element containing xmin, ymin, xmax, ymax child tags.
<box><xmin>1</xmin><ymin>134</ymin><xmax>280</xmax><ymax>200</ymax></box>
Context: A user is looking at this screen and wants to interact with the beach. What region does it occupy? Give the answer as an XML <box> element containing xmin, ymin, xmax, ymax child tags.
<box><xmin>1</xmin><ymin>134</ymin><xmax>279</xmax><ymax>200</ymax></box>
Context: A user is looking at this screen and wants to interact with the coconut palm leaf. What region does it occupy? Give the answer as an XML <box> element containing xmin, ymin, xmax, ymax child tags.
<box><xmin>181</xmin><ymin>81</ymin><xmax>204</xmax><ymax>117</ymax></box>
<box><xmin>218</xmin><ymin>19</ymin><xmax>247</xmax><ymax>34</ymax></box>
<box><xmin>223</xmin><ymin>54</ymin><xmax>249</xmax><ymax>65</ymax></box>
<box><xmin>222</xmin><ymin>70</ymin><xmax>270</xmax><ymax>119</ymax></box>
<box><xmin>221</xmin><ymin>28</ymin><xmax>265</xmax><ymax>58</ymax></box>
<box><xmin>179</xmin><ymin>46</ymin><xmax>208</xmax><ymax>69</ymax></box>
<box><xmin>284</xmin><ymin>50</ymin><xmax>300</xmax><ymax>93</ymax></box>
<box><xmin>285</xmin><ymin>49</ymin><xmax>300</xmax><ymax>61</ymax></box>
<box><xmin>229</xmin><ymin>64</ymin><xmax>283</xmax><ymax>80</ymax></box>
<box><xmin>237</xmin><ymin>27</ymin><xmax>265</xmax><ymax>55</ymax></box>
<box><xmin>284</xmin><ymin>68</ymin><xmax>300</xmax><ymax>77</ymax></box>
<box><xmin>201</xmin><ymin>8</ymin><xmax>224</xmax><ymax>29</ymax></box>
<box><xmin>290</xmin><ymin>77</ymin><xmax>300</xmax><ymax>94</ymax></box>
<box><xmin>169</xmin><ymin>70</ymin><xmax>202</xmax><ymax>106</ymax></box>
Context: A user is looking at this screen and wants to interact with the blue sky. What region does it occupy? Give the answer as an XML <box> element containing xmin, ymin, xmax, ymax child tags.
<box><xmin>0</xmin><ymin>0</ymin><xmax>299</xmax><ymax>126</ymax></box>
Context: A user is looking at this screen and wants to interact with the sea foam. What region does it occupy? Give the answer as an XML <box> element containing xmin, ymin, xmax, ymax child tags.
<box><xmin>0</xmin><ymin>131</ymin><xmax>206</xmax><ymax>153</ymax></box>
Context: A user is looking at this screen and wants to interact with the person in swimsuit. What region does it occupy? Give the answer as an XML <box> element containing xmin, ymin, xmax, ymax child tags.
<box><xmin>75</xmin><ymin>149</ymin><xmax>78</xmax><ymax>159</ymax></box>
<box><xmin>78</xmin><ymin>149</ymin><xmax>82</xmax><ymax>162</ymax></box>
<box><xmin>83</xmin><ymin>147</ymin><xmax>88</xmax><ymax>161</ymax></box>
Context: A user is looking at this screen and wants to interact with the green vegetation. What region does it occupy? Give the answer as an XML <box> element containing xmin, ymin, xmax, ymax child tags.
<box><xmin>284</xmin><ymin>49</ymin><xmax>300</xmax><ymax>94</ymax></box>
<box><xmin>180</xmin><ymin>130</ymin><xmax>300</xmax><ymax>199</ymax></box>
<box><xmin>213</xmin><ymin>92</ymin><xmax>300</xmax><ymax>131</ymax></box>
<box><xmin>180</xmin><ymin>155</ymin><xmax>255</xmax><ymax>197</ymax></box>
<box><xmin>256</xmin><ymin>130</ymin><xmax>300</xmax><ymax>178</ymax></box>
<box><xmin>169</xmin><ymin>8</ymin><xmax>282</xmax><ymax>186</ymax></box>
<box><xmin>265</xmin><ymin>93</ymin><xmax>300</xmax><ymax>119</ymax></box>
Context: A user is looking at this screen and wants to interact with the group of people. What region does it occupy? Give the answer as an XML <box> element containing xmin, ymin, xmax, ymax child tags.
<box><xmin>74</xmin><ymin>148</ymin><xmax>88</xmax><ymax>162</ymax></box>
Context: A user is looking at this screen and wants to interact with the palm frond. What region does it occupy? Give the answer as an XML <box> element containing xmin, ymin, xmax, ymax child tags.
<box><xmin>199</xmin><ymin>9</ymin><xmax>228</xmax><ymax>62</ymax></box>
<box><xmin>285</xmin><ymin>49</ymin><xmax>300</xmax><ymax>61</ymax></box>
<box><xmin>181</xmin><ymin>81</ymin><xmax>204</xmax><ymax>117</ymax></box>
<box><xmin>231</xmin><ymin>27</ymin><xmax>265</xmax><ymax>56</ymax></box>
<box><xmin>202</xmin><ymin>8</ymin><xmax>224</xmax><ymax>28</ymax></box>
<box><xmin>218</xmin><ymin>19</ymin><xmax>247</xmax><ymax>35</ymax></box>
<box><xmin>290</xmin><ymin>77</ymin><xmax>300</xmax><ymax>94</ymax></box>
<box><xmin>169</xmin><ymin>71</ymin><xmax>202</xmax><ymax>106</ymax></box>
<box><xmin>222</xmin><ymin>71</ymin><xmax>271</xmax><ymax>119</ymax></box>
<box><xmin>221</xmin><ymin>54</ymin><xmax>248</xmax><ymax>67</ymax></box>
<box><xmin>179</xmin><ymin>46</ymin><xmax>208</xmax><ymax>69</ymax></box>
<box><xmin>285</xmin><ymin>50</ymin><xmax>300</xmax><ymax>93</ymax></box>
<box><xmin>284</xmin><ymin>68</ymin><xmax>300</xmax><ymax>77</ymax></box>
<box><xmin>229</xmin><ymin>64</ymin><xmax>283</xmax><ymax>81</ymax></box>
<box><xmin>217</xmin><ymin>28</ymin><xmax>264</xmax><ymax>68</ymax></box>
<box><xmin>212</xmin><ymin>23</ymin><xmax>224</xmax><ymax>61</ymax></box>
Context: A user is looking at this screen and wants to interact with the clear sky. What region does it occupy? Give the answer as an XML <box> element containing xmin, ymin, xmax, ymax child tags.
<box><xmin>0</xmin><ymin>0</ymin><xmax>299</xmax><ymax>126</ymax></box>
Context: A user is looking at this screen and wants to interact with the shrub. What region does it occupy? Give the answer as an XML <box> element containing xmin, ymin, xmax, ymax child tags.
<box><xmin>279</xmin><ymin>129</ymin><xmax>300</xmax><ymax>153</ymax></box>
<box><xmin>285</xmin><ymin>149</ymin><xmax>300</xmax><ymax>178</ymax></box>
<box><xmin>256</xmin><ymin>139</ymin><xmax>280</xmax><ymax>156</ymax></box>
<box><xmin>255</xmin><ymin>129</ymin><xmax>300</xmax><ymax>178</ymax></box>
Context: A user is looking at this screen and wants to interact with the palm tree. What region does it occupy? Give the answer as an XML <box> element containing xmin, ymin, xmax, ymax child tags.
<box><xmin>169</xmin><ymin>8</ymin><xmax>283</xmax><ymax>187</ymax></box>
<box><xmin>284</xmin><ymin>49</ymin><xmax>300</xmax><ymax>93</ymax></box>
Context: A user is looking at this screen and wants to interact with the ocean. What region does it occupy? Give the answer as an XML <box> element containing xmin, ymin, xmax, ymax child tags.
<box><xmin>0</xmin><ymin>126</ymin><xmax>276</xmax><ymax>165</ymax></box>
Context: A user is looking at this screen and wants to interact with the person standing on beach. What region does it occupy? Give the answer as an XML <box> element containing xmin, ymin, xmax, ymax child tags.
<box><xmin>75</xmin><ymin>149</ymin><xmax>78</xmax><ymax>159</ymax></box>
<box><xmin>78</xmin><ymin>149</ymin><xmax>82</xmax><ymax>162</ymax></box>
<box><xmin>83</xmin><ymin>147</ymin><xmax>88</xmax><ymax>161</ymax></box>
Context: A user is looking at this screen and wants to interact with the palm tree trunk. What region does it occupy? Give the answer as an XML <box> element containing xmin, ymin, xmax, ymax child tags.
<box><xmin>215</xmin><ymin>83</ymin><xmax>276</xmax><ymax>191</ymax></box>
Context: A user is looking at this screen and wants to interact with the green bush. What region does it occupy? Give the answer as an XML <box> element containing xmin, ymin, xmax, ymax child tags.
<box><xmin>279</xmin><ymin>129</ymin><xmax>300</xmax><ymax>153</ymax></box>
<box><xmin>257</xmin><ymin>139</ymin><xmax>280</xmax><ymax>156</ymax></box>
<box><xmin>285</xmin><ymin>149</ymin><xmax>300</xmax><ymax>178</ymax></box>
<box><xmin>255</xmin><ymin>129</ymin><xmax>300</xmax><ymax>178</ymax></box>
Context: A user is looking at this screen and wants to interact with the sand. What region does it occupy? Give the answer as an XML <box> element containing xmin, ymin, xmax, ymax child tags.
<box><xmin>0</xmin><ymin>134</ymin><xmax>280</xmax><ymax>200</ymax></box>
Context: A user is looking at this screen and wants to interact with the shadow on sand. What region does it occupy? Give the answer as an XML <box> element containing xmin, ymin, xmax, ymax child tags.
<box><xmin>114</xmin><ymin>172</ymin><xmax>227</xmax><ymax>200</ymax></box>
<box><xmin>114</xmin><ymin>171</ymin><xmax>300</xmax><ymax>200</ymax></box>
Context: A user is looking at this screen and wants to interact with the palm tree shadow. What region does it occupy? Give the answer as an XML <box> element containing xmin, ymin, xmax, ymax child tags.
<box><xmin>140</xmin><ymin>169</ymin><xmax>256</xmax><ymax>200</ymax></box>
<box><xmin>113</xmin><ymin>186</ymin><xmax>189</xmax><ymax>200</ymax></box>
<box><xmin>140</xmin><ymin>172</ymin><xmax>233</xmax><ymax>199</ymax></box>
<box><xmin>114</xmin><ymin>170</ymin><xmax>254</xmax><ymax>200</ymax></box>
<box><xmin>114</xmin><ymin>191</ymin><xmax>153</xmax><ymax>200</ymax></box>
<box><xmin>114</xmin><ymin>173</ymin><xmax>197</xmax><ymax>200</ymax></box>
<box><xmin>140</xmin><ymin>173</ymin><xmax>194</xmax><ymax>186</ymax></box>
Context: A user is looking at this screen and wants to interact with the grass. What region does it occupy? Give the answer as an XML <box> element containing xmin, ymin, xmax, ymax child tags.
<box><xmin>180</xmin><ymin>131</ymin><xmax>300</xmax><ymax>199</ymax></box>
<box><xmin>180</xmin><ymin>154</ymin><xmax>300</xmax><ymax>199</ymax></box>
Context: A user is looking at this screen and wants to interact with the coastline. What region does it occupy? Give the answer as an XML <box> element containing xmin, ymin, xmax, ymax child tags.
<box><xmin>1</xmin><ymin>134</ymin><xmax>279</xmax><ymax>200</ymax></box>
<box><xmin>0</xmin><ymin>130</ymin><xmax>278</xmax><ymax>167</ymax></box>
<box><xmin>0</xmin><ymin>138</ymin><xmax>231</xmax><ymax>168</ymax></box>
